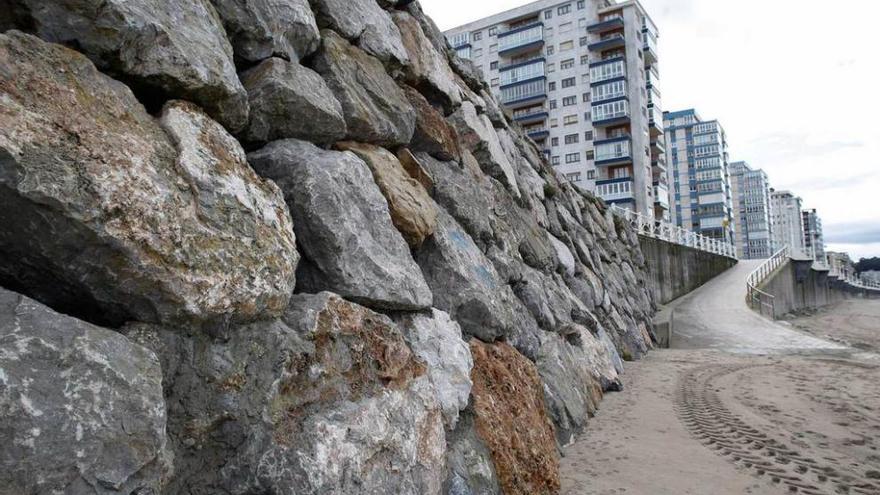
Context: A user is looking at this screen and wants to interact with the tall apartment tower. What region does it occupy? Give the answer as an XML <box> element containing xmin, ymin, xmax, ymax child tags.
<box><xmin>662</xmin><ymin>109</ymin><xmax>735</xmax><ymax>242</ymax></box>
<box><xmin>802</xmin><ymin>208</ymin><xmax>825</xmax><ymax>262</ymax></box>
<box><xmin>770</xmin><ymin>190</ymin><xmax>806</xmax><ymax>255</ymax></box>
<box><xmin>444</xmin><ymin>0</ymin><xmax>668</xmax><ymax>221</ymax></box>
<box><xmin>729</xmin><ymin>161</ymin><xmax>774</xmax><ymax>259</ymax></box>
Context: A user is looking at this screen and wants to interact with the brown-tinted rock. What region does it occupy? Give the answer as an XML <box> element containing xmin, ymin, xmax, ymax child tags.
<box><xmin>403</xmin><ymin>85</ymin><xmax>462</xmax><ymax>162</ymax></box>
<box><xmin>336</xmin><ymin>142</ymin><xmax>438</xmax><ymax>247</ymax></box>
<box><xmin>392</xmin><ymin>11</ymin><xmax>462</xmax><ymax>110</ymax></box>
<box><xmin>396</xmin><ymin>148</ymin><xmax>435</xmax><ymax>194</ymax></box>
<box><xmin>469</xmin><ymin>340</ymin><xmax>561</xmax><ymax>495</ymax></box>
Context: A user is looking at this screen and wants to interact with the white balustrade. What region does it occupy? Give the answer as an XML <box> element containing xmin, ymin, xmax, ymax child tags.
<box><xmin>608</xmin><ymin>204</ymin><xmax>737</xmax><ymax>259</ymax></box>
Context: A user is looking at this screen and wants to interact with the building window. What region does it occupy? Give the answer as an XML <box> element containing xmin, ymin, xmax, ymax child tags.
<box><xmin>546</xmin><ymin>45</ymin><xmax>555</xmax><ymax>55</ymax></box>
<box><xmin>558</xmin><ymin>4</ymin><xmax>571</xmax><ymax>15</ymax></box>
<box><xmin>563</xmin><ymin>95</ymin><xmax>577</xmax><ymax>106</ymax></box>
<box><xmin>551</xmin><ymin>155</ymin><xmax>560</xmax><ymax>165</ymax></box>
<box><xmin>559</xmin><ymin>40</ymin><xmax>574</xmax><ymax>51</ymax></box>
<box><xmin>550</xmin><ymin>118</ymin><xmax>559</xmax><ymax>128</ymax></box>
<box><xmin>578</xmin><ymin>0</ymin><xmax>586</xmax><ymax>9</ymax></box>
<box><xmin>587</xmin><ymin>169</ymin><xmax>596</xmax><ymax>180</ymax></box>
<box><xmin>472</xmin><ymin>31</ymin><xmax>482</xmax><ymax>41</ymax></box>
<box><xmin>544</xmin><ymin>10</ymin><xmax>553</xmax><ymax>19</ymax></box>
<box><xmin>549</xmin><ymin>99</ymin><xmax>557</xmax><ymax>109</ymax></box>
<box><xmin>473</xmin><ymin>48</ymin><xmax>483</xmax><ymax>58</ymax></box>
<box><xmin>561</xmin><ymin>77</ymin><xmax>576</xmax><ymax>88</ymax></box>
<box><xmin>585</xmin><ymin>131</ymin><xmax>593</xmax><ymax>141</ymax></box>
<box><xmin>491</xmin><ymin>78</ymin><xmax>499</xmax><ymax>86</ymax></box>
<box><xmin>560</xmin><ymin>22</ymin><xmax>573</xmax><ymax>34</ymax></box>
<box><xmin>560</xmin><ymin>58</ymin><xmax>575</xmax><ymax>70</ymax></box>
<box><xmin>565</xmin><ymin>152</ymin><xmax>581</xmax><ymax>163</ymax></box>
<box><xmin>566</xmin><ymin>172</ymin><xmax>582</xmax><ymax>182</ymax></box>
<box><xmin>579</xmin><ymin>36</ymin><xmax>589</xmax><ymax>47</ymax></box>
<box><xmin>584</xmin><ymin>111</ymin><xmax>591</xmax><ymax>120</ymax></box>
<box><xmin>582</xmin><ymin>93</ymin><xmax>590</xmax><ymax>102</ymax></box>
<box><xmin>580</xmin><ymin>55</ymin><xmax>589</xmax><ymax>65</ymax></box>
<box><xmin>489</xmin><ymin>26</ymin><xmax>497</xmax><ymax>36</ymax></box>
<box><xmin>565</xmin><ymin>133</ymin><xmax>580</xmax><ymax>144</ymax></box>
<box><xmin>549</xmin><ymin>82</ymin><xmax>557</xmax><ymax>91</ymax></box>
<box><xmin>551</xmin><ymin>137</ymin><xmax>559</xmax><ymax>146</ymax></box>
<box><xmin>586</xmin><ymin>150</ymin><xmax>595</xmax><ymax>160</ymax></box>
<box><xmin>563</xmin><ymin>114</ymin><xmax>578</xmax><ymax>125</ymax></box>
<box><xmin>490</xmin><ymin>61</ymin><xmax>498</xmax><ymax>70</ymax></box>
<box><xmin>489</xmin><ymin>44</ymin><xmax>498</xmax><ymax>53</ymax></box>
<box><xmin>547</xmin><ymin>63</ymin><xmax>556</xmax><ymax>73</ymax></box>
<box><xmin>579</xmin><ymin>18</ymin><xmax>587</xmax><ymax>28</ymax></box>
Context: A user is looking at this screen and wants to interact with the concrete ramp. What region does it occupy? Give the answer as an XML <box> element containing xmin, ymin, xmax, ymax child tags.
<box><xmin>670</xmin><ymin>260</ymin><xmax>845</xmax><ymax>353</ymax></box>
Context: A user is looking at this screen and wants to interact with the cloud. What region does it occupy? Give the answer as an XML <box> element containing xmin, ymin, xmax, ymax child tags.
<box><xmin>746</xmin><ymin>132</ymin><xmax>864</xmax><ymax>160</ymax></box>
<box><xmin>823</xmin><ymin>221</ymin><xmax>880</xmax><ymax>245</ymax></box>
<box><xmin>784</xmin><ymin>172</ymin><xmax>878</xmax><ymax>192</ymax></box>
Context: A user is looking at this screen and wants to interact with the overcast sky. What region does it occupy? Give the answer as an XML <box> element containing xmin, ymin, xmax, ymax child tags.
<box><xmin>422</xmin><ymin>0</ymin><xmax>880</xmax><ymax>261</ymax></box>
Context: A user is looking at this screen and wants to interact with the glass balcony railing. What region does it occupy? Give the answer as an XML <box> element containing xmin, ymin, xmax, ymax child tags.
<box><xmin>500</xmin><ymin>60</ymin><xmax>545</xmax><ymax>86</ymax></box>
<box><xmin>588</xmin><ymin>33</ymin><xmax>626</xmax><ymax>51</ymax></box>
<box><xmin>500</xmin><ymin>78</ymin><xmax>546</xmax><ymax>104</ymax></box>
<box><xmin>654</xmin><ymin>184</ymin><xmax>670</xmax><ymax>208</ymax></box>
<box><xmin>590</xmin><ymin>59</ymin><xmax>626</xmax><ymax>84</ymax></box>
<box><xmin>595</xmin><ymin>138</ymin><xmax>632</xmax><ymax>163</ymax></box>
<box><xmin>498</xmin><ymin>24</ymin><xmax>544</xmax><ymax>53</ymax></box>
<box><xmin>512</xmin><ymin>105</ymin><xmax>548</xmax><ymax>120</ymax></box>
<box><xmin>596</xmin><ymin>178</ymin><xmax>635</xmax><ymax>202</ymax></box>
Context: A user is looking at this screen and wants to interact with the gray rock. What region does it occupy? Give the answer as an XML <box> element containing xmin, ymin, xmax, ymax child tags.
<box><xmin>210</xmin><ymin>0</ymin><xmax>319</xmax><ymax>63</ymax></box>
<box><xmin>7</xmin><ymin>0</ymin><xmax>248</xmax><ymax>131</ymax></box>
<box><xmin>548</xmin><ymin>233</ymin><xmax>577</xmax><ymax>276</ymax></box>
<box><xmin>392</xmin><ymin>11</ymin><xmax>462</xmax><ymax>110</ymax></box>
<box><xmin>443</xmin><ymin>406</ymin><xmax>502</xmax><ymax>495</ymax></box>
<box><xmin>0</xmin><ymin>288</ymin><xmax>171</xmax><ymax>494</ymax></box>
<box><xmin>403</xmin><ymin>85</ymin><xmax>462</xmax><ymax>162</ymax></box>
<box><xmin>240</xmin><ymin>57</ymin><xmax>346</xmax><ymax>145</ymax></box>
<box><xmin>312</xmin><ymin>30</ymin><xmax>416</xmax><ymax>146</ymax></box>
<box><xmin>310</xmin><ymin>0</ymin><xmax>410</xmax><ymax>67</ymax></box>
<box><xmin>414</xmin><ymin>209</ymin><xmax>536</xmax><ymax>351</ymax></box>
<box><xmin>394</xmin><ymin>309</ymin><xmax>473</xmax><ymax>430</ymax></box>
<box><xmin>449</xmin><ymin>101</ymin><xmax>521</xmax><ymax>199</ymax></box>
<box><xmin>249</xmin><ymin>139</ymin><xmax>433</xmax><ymax>310</ymax></box>
<box><xmin>0</xmin><ymin>33</ymin><xmax>298</xmax><ymax>327</ymax></box>
<box><xmin>126</xmin><ymin>292</ymin><xmax>444</xmax><ymax>494</ymax></box>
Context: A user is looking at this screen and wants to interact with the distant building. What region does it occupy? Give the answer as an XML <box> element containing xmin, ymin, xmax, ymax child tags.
<box><xmin>770</xmin><ymin>190</ymin><xmax>805</xmax><ymax>255</ymax></box>
<box><xmin>443</xmin><ymin>0</ymin><xmax>669</xmax><ymax>221</ymax></box>
<box><xmin>662</xmin><ymin>109</ymin><xmax>735</xmax><ymax>243</ymax></box>
<box><xmin>827</xmin><ymin>251</ymin><xmax>856</xmax><ymax>279</ymax></box>
<box><xmin>729</xmin><ymin>161</ymin><xmax>774</xmax><ymax>259</ymax></box>
<box><xmin>801</xmin><ymin>208</ymin><xmax>825</xmax><ymax>263</ymax></box>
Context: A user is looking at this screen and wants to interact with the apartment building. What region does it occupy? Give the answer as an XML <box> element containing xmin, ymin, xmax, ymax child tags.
<box><xmin>662</xmin><ymin>109</ymin><xmax>735</xmax><ymax>242</ymax></box>
<box><xmin>770</xmin><ymin>190</ymin><xmax>806</xmax><ymax>255</ymax></box>
<box><xmin>802</xmin><ymin>208</ymin><xmax>825</xmax><ymax>263</ymax></box>
<box><xmin>827</xmin><ymin>251</ymin><xmax>856</xmax><ymax>279</ymax></box>
<box><xmin>729</xmin><ymin>161</ymin><xmax>774</xmax><ymax>259</ymax></box>
<box><xmin>444</xmin><ymin>0</ymin><xmax>668</xmax><ymax>221</ymax></box>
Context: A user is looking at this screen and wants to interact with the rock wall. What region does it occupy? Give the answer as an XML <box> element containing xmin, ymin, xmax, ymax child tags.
<box><xmin>639</xmin><ymin>237</ymin><xmax>737</xmax><ymax>305</ymax></box>
<box><xmin>0</xmin><ymin>1</ymin><xmax>656</xmax><ymax>493</ymax></box>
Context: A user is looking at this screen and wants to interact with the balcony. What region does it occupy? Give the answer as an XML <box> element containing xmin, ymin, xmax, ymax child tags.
<box><xmin>648</xmin><ymin>105</ymin><xmax>664</xmax><ymax>136</ymax></box>
<box><xmin>500</xmin><ymin>78</ymin><xmax>547</xmax><ymax>108</ymax></box>
<box><xmin>512</xmin><ymin>105</ymin><xmax>549</xmax><ymax>125</ymax></box>
<box><xmin>592</xmin><ymin>100</ymin><xmax>630</xmax><ymax>127</ymax></box>
<box><xmin>588</xmin><ymin>33</ymin><xmax>626</xmax><ymax>52</ymax></box>
<box><xmin>499</xmin><ymin>55</ymin><xmax>544</xmax><ymax>72</ymax></box>
<box><xmin>499</xmin><ymin>60</ymin><xmax>545</xmax><ymax>87</ymax></box>
<box><xmin>650</xmin><ymin>136</ymin><xmax>665</xmax><ymax>154</ymax></box>
<box><xmin>643</xmin><ymin>29</ymin><xmax>658</xmax><ymax>64</ymax></box>
<box><xmin>498</xmin><ymin>23</ymin><xmax>544</xmax><ymax>57</ymax></box>
<box><xmin>654</xmin><ymin>184</ymin><xmax>670</xmax><ymax>209</ymax></box>
<box><xmin>587</xmin><ymin>16</ymin><xmax>625</xmax><ymax>34</ymax></box>
<box><xmin>596</xmin><ymin>177</ymin><xmax>635</xmax><ymax>204</ymax></box>
<box><xmin>590</xmin><ymin>57</ymin><xmax>626</xmax><ymax>84</ymax></box>
<box><xmin>594</xmin><ymin>137</ymin><xmax>633</xmax><ymax>166</ymax></box>
<box><xmin>525</xmin><ymin>125</ymin><xmax>549</xmax><ymax>141</ymax></box>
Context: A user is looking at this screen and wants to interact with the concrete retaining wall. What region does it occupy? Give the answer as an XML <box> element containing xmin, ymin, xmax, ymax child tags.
<box><xmin>759</xmin><ymin>259</ymin><xmax>880</xmax><ymax>318</ymax></box>
<box><xmin>639</xmin><ymin>236</ymin><xmax>738</xmax><ymax>305</ymax></box>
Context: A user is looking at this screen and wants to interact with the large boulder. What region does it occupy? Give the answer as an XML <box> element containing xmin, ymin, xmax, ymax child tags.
<box><xmin>310</xmin><ymin>0</ymin><xmax>409</xmax><ymax>67</ymax></box>
<box><xmin>312</xmin><ymin>30</ymin><xmax>416</xmax><ymax>146</ymax></box>
<box><xmin>209</xmin><ymin>0</ymin><xmax>320</xmax><ymax>63</ymax></box>
<box><xmin>403</xmin><ymin>86</ymin><xmax>462</xmax><ymax>162</ymax></box>
<box><xmin>393</xmin><ymin>309</ymin><xmax>473</xmax><ymax>430</ymax></box>
<box><xmin>444</xmin><ymin>406</ymin><xmax>502</xmax><ymax>495</ymax></box>
<box><xmin>125</xmin><ymin>292</ymin><xmax>444</xmax><ymax>494</ymax></box>
<box><xmin>336</xmin><ymin>141</ymin><xmax>438</xmax><ymax>247</ymax></box>
<box><xmin>449</xmin><ymin>101</ymin><xmax>521</xmax><ymax>199</ymax></box>
<box><xmin>468</xmin><ymin>340</ymin><xmax>560</xmax><ymax>495</ymax></box>
<box><xmin>0</xmin><ymin>288</ymin><xmax>171</xmax><ymax>494</ymax></box>
<box><xmin>392</xmin><ymin>11</ymin><xmax>462</xmax><ymax>110</ymax></box>
<box><xmin>5</xmin><ymin>0</ymin><xmax>248</xmax><ymax>131</ymax></box>
<box><xmin>240</xmin><ymin>57</ymin><xmax>346</xmax><ymax>145</ymax></box>
<box><xmin>0</xmin><ymin>33</ymin><xmax>298</xmax><ymax>327</ymax></box>
<box><xmin>415</xmin><ymin>209</ymin><xmax>539</xmax><ymax>356</ymax></box>
<box><xmin>249</xmin><ymin>139</ymin><xmax>433</xmax><ymax>310</ymax></box>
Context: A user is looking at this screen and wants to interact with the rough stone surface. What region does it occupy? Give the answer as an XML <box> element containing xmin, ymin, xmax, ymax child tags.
<box><xmin>394</xmin><ymin>309</ymin><xmax>473</xmax><ymax>430</ymax></box>
<box><xmin>337</xmin><ymin>141</ymin><xmax>438</xmax><ymax>247</ymax></box>
<box><xmin>249</xmin><ymin>139</ymin><xmax>433</xmax><ymax>310</ymax></box>
<box><xmin>210</xmin><ymin>0</ymin><xmax>320</xmax><ymax>63</ymax></box>
<box><xmin>313</xmin><ymin>30</ymin><xmax>416</xmax><ymax>146</ymax></box>
<box><xmin>310</xmin><ymin>0</ymin><xmax>409</xmax><ymax>67</ymax></box>
<box><xmin>0</xmin><ymin>288</ymin><xmax>171</xmax><ymax>494</ymax></box>
<box><xmin>397</xmin><ymin>148</ymin><xmax>436</xmax><ymax>194</ymax></box>
<box><xmin>240</xmin><ymin>57</ymin><xmax>346</xmax><ymax>145</ymax></box>
<box><xmin>125</xmin><ymin>292</ymin><xmax>444</xmax><ymax>494</ymax></box>
<box><xmin>0</xmin><ymin>33</ymin><xmax>297</xmax><ymax>326</ymax></box>
<box><xmin>450</xmin><ymin>101</ymin><xmax>521</xmax><ymax>198</ymax></box>
<box><xmin>6</xmin><ymin>0</ymin><xmax>249</xmax><ymax>131</ymax></box>
<box><xmin>392</xmin><ymin>11</ymin><xmax>462</xmax><ymax>110</ymax></box>
<box><xmin>469</xmin><ymin>340</ymin><xmax>560</xmax><ymax>495</ymax></box>
<box><xmin>403</xmin><ymin>85</ymin><xmax>462</xmax><ymax>162</ymax></box>
<box><xmin>444</xmin><ymin>405</ymin><xmax>502</xmax><ymax>495</ymax></box>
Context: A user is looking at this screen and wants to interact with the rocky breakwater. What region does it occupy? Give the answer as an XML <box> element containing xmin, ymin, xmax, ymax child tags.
<box><xmin>0</xmin><ymin>1</ymin><xmax>656</xmax><ymax>493</ymax></box>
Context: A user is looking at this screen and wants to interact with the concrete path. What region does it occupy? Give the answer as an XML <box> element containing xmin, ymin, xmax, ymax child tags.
<box><xmin>670</xmin><ymin>260</ymin><xmax>845</xmax><ymax>353</ymax></box>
